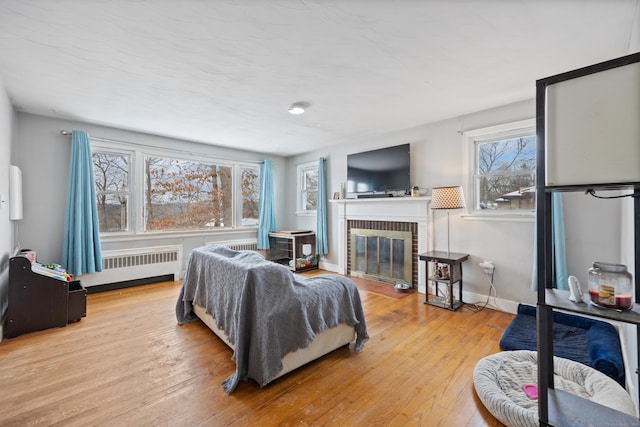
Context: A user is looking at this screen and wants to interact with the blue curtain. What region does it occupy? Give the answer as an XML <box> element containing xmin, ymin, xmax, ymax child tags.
<box><xmin>532</xmin><ymin>192</ymin><xmax>568</xmax><ymax>290</ymax></box>
<box><xmin>550</xmin><ymin>192</ymin><xmax>568</xmax><ymax>290</ymax></box>
<box><xmin>257</xmin><ymin>160</ymin><xmax>275</xmax><ymax>249</ymax></box>
<box><xmin>62</xmin><ymin>131</ymin><xmax>102</xmax><ymax>277</ymax></box>
<box><xmin>316</xmin><ymin>157</ymin><xmax>328</xmax><ymax>255</ymax></box>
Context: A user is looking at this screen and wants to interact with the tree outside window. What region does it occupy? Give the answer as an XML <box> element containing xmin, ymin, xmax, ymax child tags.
<box><xmin>298</xmin><ymin>162</ymin><xmax>318</xmax><ymax>213</ymax></box>
<box><xmin>93</xmin><ymin>151</ymin><xmax>130</xmax><ymax>232</ymax></box>
<box><xmin>241</xmin><ymin>166</ymin><xmax>260</xmax><ymax>226</ymax></box>
<box><xmin>92</xmin><ymin>143</ymin><xmax>260</xmax><ymax>234</ymax></box>
<box><xmin>476</xmin><ymin>135</ymin><xmax>536</xmax><ymax>210</ymax></box>
<box><xmin>144</xmin><ymin>157</ymin><xmax>233</xmax><ymax>231</ymax></box>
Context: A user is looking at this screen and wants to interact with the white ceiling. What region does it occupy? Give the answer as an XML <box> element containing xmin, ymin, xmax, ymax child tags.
<box><xmin>0</xmin><ymin>1</ymin><xmax>638</xmax><ymax>156</ymax></box>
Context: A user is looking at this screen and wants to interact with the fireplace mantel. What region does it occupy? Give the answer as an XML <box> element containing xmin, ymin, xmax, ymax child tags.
<box><xmin>330</xmin><ymin>196</ymin><xmax>431</xmax><ymax>219</ymax></box>
<box><xmin>330</xmin><ymin>197</ymin><xmax>433</xmax><ymax>293</ymax></box>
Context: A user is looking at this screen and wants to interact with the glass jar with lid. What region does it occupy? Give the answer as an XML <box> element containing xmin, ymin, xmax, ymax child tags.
<box><xmin>587</xmin><ymin>262</ymin><xmax>633</xmax><ymax>310</ymax></box>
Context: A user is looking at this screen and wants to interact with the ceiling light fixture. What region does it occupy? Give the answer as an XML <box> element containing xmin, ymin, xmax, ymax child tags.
<box><xmin>288</xmin><ymin>102</ymin><xmax>308</xmax><ymax>115</ymax></box>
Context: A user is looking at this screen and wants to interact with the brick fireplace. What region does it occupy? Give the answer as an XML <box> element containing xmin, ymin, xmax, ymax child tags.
<box><xmin>331</xmin><ymin>197</ymin><xmax>433</xmax><ymax>292</ymax></box>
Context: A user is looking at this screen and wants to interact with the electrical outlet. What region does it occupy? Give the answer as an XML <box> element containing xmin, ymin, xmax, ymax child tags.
<box><xmin>479</xmin><ymin>261</ymin><xmax>495</xmax><ymax>273</ymax></box>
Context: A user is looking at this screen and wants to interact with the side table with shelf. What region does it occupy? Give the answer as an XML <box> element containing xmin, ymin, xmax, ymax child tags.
<box><xmin>268</xmin><ymin>231</ymin><xmax>318</xmax><ymax>272</ymax></box>
<box><xmin>419</xmin><ymin>250</ymin><xmax>469</xmax><ymax>311</ymax></box>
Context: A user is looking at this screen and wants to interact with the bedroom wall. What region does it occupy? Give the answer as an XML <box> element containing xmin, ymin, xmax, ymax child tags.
<box><xmin>13</xmin><ymin>112</ymin><xmax>287</xmax><ymax>274</ymax></box>
<box><xmin>0</xmin><ymin>77</ymin><xmax>16</xmax><ymax>340</ymax></box>
<box><xmin>287</xmin><ymin>99</ymin><xmax>619</xmax><ymax>312</ymax></box>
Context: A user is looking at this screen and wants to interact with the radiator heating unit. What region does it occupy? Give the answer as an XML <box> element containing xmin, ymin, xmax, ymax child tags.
<box><xmin>80</xmin><ymin>245</ymin><xmax>183</xmax><ymax>287</ymax></box>
<box><xmin>206</xmin><ymin>239</ymin><xmax>258</xmax><ymax>251</ymax></box>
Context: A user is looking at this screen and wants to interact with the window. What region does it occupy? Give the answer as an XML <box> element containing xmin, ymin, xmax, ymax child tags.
<box><xmin>144</xmin><ymin>157</ymin><xmax>233</xmax><ymax>231</ymax></box>
<box><xmin>463</xmin><ymin>119</ymin><xmax>536</xmax><ymax>216</ymax></box>
<box><xmin>297</xmin><ymin>161</ymin><xmax>318</xmax><ymax>214</ymax></box>
<box><xmin>93</xmin><ymin>150</ymin><xmax>131</xmax><ymax>232</ymax></box>
<box><xmin>240</xmin><ymin>165</ymin><xmax>260</xmax><ymax>226</ymax></box>
<box><xmin>91</xmin><ymin>140</ymin><xmax>260</xmax><ymax>235</ymax></box>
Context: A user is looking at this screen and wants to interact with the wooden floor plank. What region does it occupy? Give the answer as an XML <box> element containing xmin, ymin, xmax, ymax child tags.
<box><xmin>0</xmin><ymin>275</ymin><xmax>511</xmax><ymax>426</ymax></box>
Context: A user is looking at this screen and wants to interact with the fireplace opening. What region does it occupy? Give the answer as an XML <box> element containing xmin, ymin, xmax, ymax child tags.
<box><xmin>348</xmin><ymin>222</ymin><xmax>416</xmax><ymax>285</ymax></box>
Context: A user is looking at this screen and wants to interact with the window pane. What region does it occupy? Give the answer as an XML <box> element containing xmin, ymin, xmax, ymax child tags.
<box><xmin>477</xmin><ymin>135</ymin><xmax>536</xmax><ymax>210</ymax></box>
<box><xmin>477</xmin><ymin>174</ymin><xmax>535</xmax><ymax>210</ymax></box>
<box><xmin>93</xmin><ymin>152</ymin><xmax>129</xmax><ymax>232</ymax></box>
<box><xmin>98</xmin><ymin>194</ymin><xmax>129</xmax><ymax>231</ymax></box>
<box><xmin>478</xmin><ymin>136</ymin><xmax>536</xmax><ymax>174</ymax></box>
<box><xmin>304</xmin><ymin>168</ymin><xmax>318</xmax><ymax>210</ymax></box>
<box><xmin>241</xmin><ymin>166</ymin><xmax>260</xmax><ymax>227</ymax></box>
<box><xmin>144</xmin><ymin>157</ymin><xmax>233</xmax><ymax>231</ymax></box>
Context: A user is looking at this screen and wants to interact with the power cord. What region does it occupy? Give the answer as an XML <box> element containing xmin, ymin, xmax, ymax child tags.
<box><xmin>585</xmin><ymin>188</ymin><xmax>640</xmax><ymax>199</ymax></box>
<box><xmin>465</xmin><ymin>268</ymin><xmax>503</xmax><ymax>312</ymax></box>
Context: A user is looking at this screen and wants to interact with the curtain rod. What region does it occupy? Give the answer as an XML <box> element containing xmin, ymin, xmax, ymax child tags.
<box><xmin>59</xmin><ymin>130</ymin><xmax>261</xmax><ymax>164</ymax></box>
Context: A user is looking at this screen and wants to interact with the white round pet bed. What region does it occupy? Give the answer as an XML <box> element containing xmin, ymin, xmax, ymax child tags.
<box><xmin>473</xmin><ymin>350</ymin><xmax>636</xmax><ymax>427</ymax></box>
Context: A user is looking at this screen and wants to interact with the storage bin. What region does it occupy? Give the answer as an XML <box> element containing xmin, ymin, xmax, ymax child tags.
<box><xmin>68</xmin><ymin>280</ymin><xmax>87</xmax><ymax>322</ymax></box>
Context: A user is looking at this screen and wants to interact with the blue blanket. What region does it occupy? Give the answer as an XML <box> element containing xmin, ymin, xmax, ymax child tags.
<box><xmin>499</xmin><ymin>304</ymin><xmax>625</xmax><ymax>386</ymax></box>
<box><xmin>176</xmin><ymin>245</ymin><xmax>369</xmax><ymax>394</ymax></box>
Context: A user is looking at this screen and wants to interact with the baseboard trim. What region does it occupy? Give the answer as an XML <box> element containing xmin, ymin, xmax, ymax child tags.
<box><xmin>461</xmin><ymin>290</ymin><xmax>521</xmax><ymax>314</ymax></box>
<box><xmin>85</xmin><ymin>274</ymin><xmax>174</xmax><ymax>294</ymax></box>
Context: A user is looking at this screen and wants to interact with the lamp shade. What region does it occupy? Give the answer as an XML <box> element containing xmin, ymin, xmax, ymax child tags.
<box><xmin>431</xmin><ymin>186</ymin><xmax>465</xmax><ymax>210</ymax></box>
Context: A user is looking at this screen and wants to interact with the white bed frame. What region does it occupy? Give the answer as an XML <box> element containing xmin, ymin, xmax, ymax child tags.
<box><xmin>193</xmin><ymin>303</ymin><xmax>356</xmax><ymax>381</ymax></box>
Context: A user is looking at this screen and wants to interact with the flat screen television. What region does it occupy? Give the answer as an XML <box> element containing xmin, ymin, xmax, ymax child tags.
<box><xmin>347</xmin><ymin>143</ymin><xmax>410</xmax><ymax>195</ymax></box>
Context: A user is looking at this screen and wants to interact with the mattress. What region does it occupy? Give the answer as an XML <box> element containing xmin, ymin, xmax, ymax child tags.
<box><xmin>193</xmin><ymin>303</ymin><xmax>356</xmax><ymax>380</ymax></box>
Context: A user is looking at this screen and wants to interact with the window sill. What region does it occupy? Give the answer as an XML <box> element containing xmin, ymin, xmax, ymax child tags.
<box><xmin>100</xmin><ymin>228</ymin><xmax>257</xmax><ymax>242</ymax></box>
<box><xmin>296</xmin><ymin>211</ymin><xmax>317</xmax><ymax>217</ymax></box>
<box><xmin>461</xmin><ymin>211</ymin><xmax>535</xmax><ymax>223</ymax></box>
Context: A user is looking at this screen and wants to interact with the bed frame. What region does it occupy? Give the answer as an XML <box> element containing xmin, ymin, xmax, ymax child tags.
<box><xmin>193</xmin><ymin>303</ymin><xmax>356</xmax><ymax>380</ymax></box>
<box><xmin>177</xmin><ymin>245</ymin><xmax>368</xmax><ymax>392</ymax></box>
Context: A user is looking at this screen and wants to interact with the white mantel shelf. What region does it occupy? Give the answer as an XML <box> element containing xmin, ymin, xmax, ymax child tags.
<box><xmin>330</xmin><ymin>196</ymin><xmax>431</xmax><ymax>204</ymax></box>
<box><xmin>330</xmin><ymin>196</ymin><xmax>433</xmax><ymax>293</ymax></box>
<box><xmin>329</xmin><ymin>196</ymin><xmax>431</xmax><ymax>221</ymax></box>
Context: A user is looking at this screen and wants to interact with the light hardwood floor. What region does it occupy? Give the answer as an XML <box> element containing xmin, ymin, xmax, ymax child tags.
<box><xmin>0</xmin><ymin>275</ymin><xmax>513</xmax><ymax>426</ymax></box>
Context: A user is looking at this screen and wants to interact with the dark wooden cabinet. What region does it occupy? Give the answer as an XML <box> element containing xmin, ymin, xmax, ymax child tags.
<box><xmin>5</xmin><ymin>256</ymin><xmax>86</xmax><ymax>339</ymax></box>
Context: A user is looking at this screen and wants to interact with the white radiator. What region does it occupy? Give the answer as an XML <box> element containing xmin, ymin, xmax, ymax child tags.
<box><xmin>80</xmin><ymin>245</ymin><xmax>183</xmax><ymax>287</ymax></box>
<box><xmin>206</xmin><ymin>239</ymin><xmax>258</xmax><ymax>251</ymax></box>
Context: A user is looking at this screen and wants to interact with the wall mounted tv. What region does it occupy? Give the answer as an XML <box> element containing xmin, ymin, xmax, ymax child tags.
<box><xmin>347</xmin><ymin>143</ymin><xmax>410</xmax><ymax>196</ymax></box>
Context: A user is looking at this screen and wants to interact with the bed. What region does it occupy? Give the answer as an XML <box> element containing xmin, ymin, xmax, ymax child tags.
<box><xmin>176</xmin><ymin>245</ymin><xmax>369</xmax><ymax>394</ymax></box>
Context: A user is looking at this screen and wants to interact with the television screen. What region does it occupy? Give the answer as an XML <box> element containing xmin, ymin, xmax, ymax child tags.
<box><xmin>347</xmin><ymin>143</ymin><xmax>410</xmax><ymax>194</ymax></box>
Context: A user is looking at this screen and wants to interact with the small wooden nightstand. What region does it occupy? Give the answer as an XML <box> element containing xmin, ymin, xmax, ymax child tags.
<box><xmin>419</xmin><ymin>250</ymin><xmax>469</xmax><ymax>311</ymax></box>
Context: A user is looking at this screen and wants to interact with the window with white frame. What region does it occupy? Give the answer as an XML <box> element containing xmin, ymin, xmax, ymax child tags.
<box><xmin>297</xmin><ymin>161</ymin><xmax>318</xmax><ymax>214</ymax></box>
<box><xmin>464</xmin><ymin>119</ymin><xmax>536</xmax><ymax>215</ymax></box>
<box><xmin>143</xmin><ymin>156</ymin><xmax>235</xmax><ymax>230</ymax></box>
<box><xmin>93</xmin><ymin>150</ymin><xmax>131</xmax><ymax>232</ymax></box>
<box><xmin>240</xmin><ymin>165</ymin><xmax>260</xmax><ymax>227</ymax></box>
<box><xmin>91</xmin><ymin>140</ymin><xmax>260</xmax><ymax>234</ymax></box>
